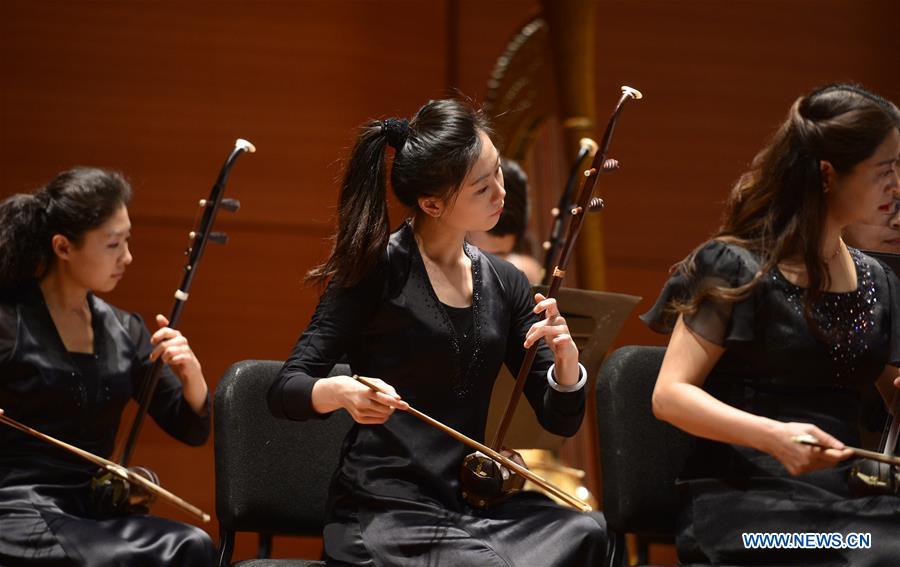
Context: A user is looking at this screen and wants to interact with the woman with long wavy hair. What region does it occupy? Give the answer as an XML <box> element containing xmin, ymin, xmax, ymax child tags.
<box><xmin>644</xmin><ymin>84</ymin><xmax>900</xmax><ymax>564</ymax></box>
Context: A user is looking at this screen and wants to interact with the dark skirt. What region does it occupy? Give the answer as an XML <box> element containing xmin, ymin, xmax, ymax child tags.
<box><xmin>0</xmin><ymin>468</ymin><xmax>214</xmax><ymax>567</ymax></box>
<box><xmin>323</xmin><ymin>491</ymin><xmax>607</xmax><ymax>566</ymax></box>
<box><xmin>677</xmin><ymin>473</ymin><xmax>900</xmax><ymax>567</ymax></box>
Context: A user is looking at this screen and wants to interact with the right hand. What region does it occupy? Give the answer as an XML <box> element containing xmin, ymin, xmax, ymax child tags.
<box><xmin>764</xmin><ymin>421</ymin><xmax>853</xmax><ymax>476</ymax></box>
<box><xmin>313</xmin><ymin>375</ymin><xmax>408</xmax><ymax>424</ymax></box>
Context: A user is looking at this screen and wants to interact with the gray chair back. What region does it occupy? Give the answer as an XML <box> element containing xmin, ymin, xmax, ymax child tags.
<box><xmin>595</xmin><ymin>346</ymin><xmax>693</xmax><ymax>536</ymax></box>
<box><xmin>214</xmin><ymin>360</ymin><xmax>353</xmax><ymax>565</ymax></box>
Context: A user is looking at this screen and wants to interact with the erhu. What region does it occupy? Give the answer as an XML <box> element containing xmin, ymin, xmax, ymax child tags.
<box><xmin>354</xmin><ymin>376</ymin><xmax>592</xmax><ymax>511</ymax></box>
<box><xmin>541</xmin><ymin>137</ymin><xmax>598</xmax><ymax>285</ymax></box>
<box><xmin>90</xmin><ymin>138</ymin><xmax>255</xmax><ymax>515</ymax></box>
<box><xmin>460</xmin><ymin>86</ymin><xmax>643</xmax><ymax>509</ymax></box>
<box><xmin>795</xmin><ymin>392</ymin><xmax>900</xmax><ymax>495</ymax></box>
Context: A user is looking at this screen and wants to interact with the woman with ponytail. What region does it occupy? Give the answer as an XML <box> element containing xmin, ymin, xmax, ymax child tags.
<box><xmin>643</xmin><ymin>84</ymin><xmax>900</xmax><ymax>564</ymax></box>
<box><xmin>0</xmin><ymin>168</ymin><xmax>214</xmax><ymax>565</ymax></box>
<box><xmin>270</xmin><ymin>100</ymin><xmax>607</xmax><ymax>565</ymax></box>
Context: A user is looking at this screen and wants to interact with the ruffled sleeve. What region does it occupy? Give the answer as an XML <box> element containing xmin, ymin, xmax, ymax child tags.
<box><xmin>640</xmin><ymin>240</ymin><xmax>760</xmax><ymax>346</ymax></box>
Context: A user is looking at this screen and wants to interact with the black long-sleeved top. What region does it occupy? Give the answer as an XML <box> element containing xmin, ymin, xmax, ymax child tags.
<box><xmin>268</xmin><ymin>221</ymin><xmax>585</xmax><ymax>511</ymax></box>
<box><xmin>0</xmin><ymin>283</ymin><xmax>210</xmax><ymax>484</ymax></box>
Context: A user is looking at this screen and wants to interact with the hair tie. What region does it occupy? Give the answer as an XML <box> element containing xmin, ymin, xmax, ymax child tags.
<box><xmin>382</xmin><ymin>118</ymin><xmax>410</xmax><ymax>150</ymax></box>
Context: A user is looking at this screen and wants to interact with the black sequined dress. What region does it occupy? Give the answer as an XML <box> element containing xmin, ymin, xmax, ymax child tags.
<box><xmin>642</xmin><ymin>240</ymin><xmax>900</xmax><ymax>566</ymax></box>
<box><xmin>269</xmin><ymin>221</ymin><xmax>607</xmax><ymax>566</ymax></box>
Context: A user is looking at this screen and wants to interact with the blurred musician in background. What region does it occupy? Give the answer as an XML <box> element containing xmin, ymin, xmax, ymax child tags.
<box><xmin>467</xmin><ymin>158</ymin><xmax>544</xmax><ymax>283</ymax></box>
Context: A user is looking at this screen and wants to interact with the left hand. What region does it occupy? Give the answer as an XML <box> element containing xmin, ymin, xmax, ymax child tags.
<box><xmin>149</xmin><ymin>315</ymin><xmax>208</xmax><ymax>414</ymax></box>
<box><xmin>524</xmin><ymin>293</ymin><xmax>579</xmax><ymax>383</ymax></box>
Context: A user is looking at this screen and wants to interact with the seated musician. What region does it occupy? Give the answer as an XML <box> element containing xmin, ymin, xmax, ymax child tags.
<box><xmin>268</xmin><ymin>99</ymin><xmax>607</xmax><ymax>566</ymax></box>
<box><xmin>643</xmin><ymin>84</ymin><xmax>900</xmax><ymax>564</ymax></box>
<box><xmin>0</xmin><ymin>168</ymin><xmax>214</xmax><ymax>566</ymax></box>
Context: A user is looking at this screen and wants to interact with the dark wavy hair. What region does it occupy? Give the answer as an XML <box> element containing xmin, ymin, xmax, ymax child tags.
<box><xmin>673</xmin><ymin>84</ymin><xmax>900</xmax><ymax>323</ymax></box>
<box><xmin>308</xmin><ymin>99</ymin><xmax>493</xmax><ymax>287</ymax></box>
<box><xmin>0</xmin><ymin>167</ymin><xmax>132</xmax><ymax>298</ymax></box>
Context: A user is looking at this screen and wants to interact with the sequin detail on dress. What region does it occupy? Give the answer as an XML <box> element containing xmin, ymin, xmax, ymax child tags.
<box><xmin>459</xmin><ymin>240</ymin><xmax>483</xmax><ymax>399</ymax></box>
<box><xmin>773</xmin><ymin>248</ymin><xmax>876</xmax><ymax>382</ymax></box>
<box><xmin>412</xmin><ymin>236</ymin><xmax>481</xmax><ymax>400</ymax></box>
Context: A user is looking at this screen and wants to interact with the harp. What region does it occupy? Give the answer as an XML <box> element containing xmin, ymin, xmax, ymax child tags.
<box><xmin>483</xmin><ymin>0</ymin><xmax>620</xmax><ymax>508</ymax></box>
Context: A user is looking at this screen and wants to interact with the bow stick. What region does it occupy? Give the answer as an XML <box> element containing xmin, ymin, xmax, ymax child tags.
<box><xmin>792</xmin><ymin>434</ymin><xmax>900</xmax><ymax>467</ymax></box>
<box><xmin>354</xmin><ymin>375</ymin><xmax>591</xmax><ymax>512</ymax></box>
<box><xmin>0</xmin><ymin>411</ymin><xmax>210</xmax><ymax>521</ymax></box>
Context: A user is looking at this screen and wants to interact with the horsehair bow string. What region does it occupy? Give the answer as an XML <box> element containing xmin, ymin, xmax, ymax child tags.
<box><xmin>0</xmin><ymin>411</ymin><xmax>210</xmax><ymax>521</ymax></box>
<box><xmin>353</xmin><ymin>375</ymin><xmax>592</xmax><ymax>511</ymax></box>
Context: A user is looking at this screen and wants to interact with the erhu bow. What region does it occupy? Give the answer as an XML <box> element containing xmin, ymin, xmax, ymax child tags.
<box><xmin>461</xmin><ymin>86</ymin><xmax>643</xmax><ymax>509</ymax></box>
<box><xmin>354</xmin><ymin>376</ymin><xmax>591</xmax><ymax>511</ymax></box>
<box><xmin>0</xmin><ymin>410</ymin><xmax>210</xmax><ymax>521</ymax></box>
<box><xmin>797</xmin><ymin>392</ymin><xmax>900</xmax><ymax>495</ymax></box>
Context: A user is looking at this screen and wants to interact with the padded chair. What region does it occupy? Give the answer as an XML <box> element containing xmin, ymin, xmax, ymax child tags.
<box><xmin>595</xmin><ymin>346</ymin><xmax>695</xmax><ymax>567</ymax></box>
<box><xmin>215</xmin><ymin>360</ymin><xmax>354</xmax><ymax>566</ymax></box>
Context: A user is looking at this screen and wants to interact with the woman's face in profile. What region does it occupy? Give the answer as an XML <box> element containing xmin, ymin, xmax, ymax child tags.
<box><xmin>827</xmin><ymin>128</ymin><xmax>900</xmax><ymax>233</ymax></box>
<box><xmin>55</xmin><ymin>205</ymin><xmax>133</xmax><ymax>293</ymax></box>
<box><xmin>843</xmin><ymin>200</ymin><xmax>900</xmax><ymax>253</ymax></box>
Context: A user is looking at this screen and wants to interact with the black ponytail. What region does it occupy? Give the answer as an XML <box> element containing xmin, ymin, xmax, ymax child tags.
<box><xmin>0</xmin><ymin>167</ymin><xmax>132</xmax><ymax>298</ymax></box>
<box><xmin>0</xmin><ymin>194</ymin><xmax>50</xmax><ymax>298</ymax></box>
<box><xmin>309</xmin><ymin>99</ymin><xmax>491</xmax><ymax>287</ymax></box>
<box><xmin>307</xmin><ymin>122</ymin><xmax>392</xmax><ymax>287</ymax></box>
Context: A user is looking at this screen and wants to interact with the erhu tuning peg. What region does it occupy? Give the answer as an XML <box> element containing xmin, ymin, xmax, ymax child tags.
<box><xmin>571</xmin><ymin>198</ymin><xmax>605</xmax><ymax>216</ymax></box>
<box><xmin>209</xmin><ymin>232</ymin><xmax>228</xmax><ymax>245</ymax></box>
<box><xmin>583</xmin><ymin>160</ymin><xmax>620</xmax><ymax>178</ymax></box>
<box><xmin>220</xmin><ymin>198</ymin><xmax>241</xmax><ymax>213</ymax></box>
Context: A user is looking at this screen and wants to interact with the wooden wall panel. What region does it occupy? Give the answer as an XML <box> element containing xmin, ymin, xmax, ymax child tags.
<box><xmin>457</xmin><ymin>0</ymin><xmax>900</xmax><ymax>351</ymax></box>
<box><xmin>452</xmin><ymin>3</ymin><xmax>899</xmax><ymax>564</ymax></box>
<box><xmin>0</xmin><ymin>0</ymin><xmax>450</xmax><ymax>560</ymax></box>
<box><xmin>2</xmin><ymin>0</ymin><xmax>899</xmax><ymax>564</ymax></box>
<box><xmin>596</xmin><ymin>0</ymin><xmax>900</xmax><ymax>350</ymax></box>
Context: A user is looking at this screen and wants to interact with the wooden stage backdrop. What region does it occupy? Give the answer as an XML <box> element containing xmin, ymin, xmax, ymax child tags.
<box><xmin>1</xmin><ymin>0</ymin><xmax>897</xmax><ymax>562</ymax></box>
